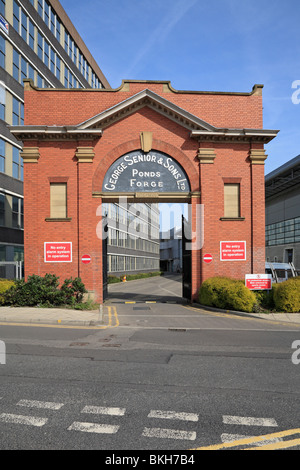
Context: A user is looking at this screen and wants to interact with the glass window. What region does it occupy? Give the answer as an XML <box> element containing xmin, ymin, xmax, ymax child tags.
<box><xmin>37</xmin><ymin>32</ymin><xmax>43</xmax><ymax>60</ymax></box>
<box><xmin>0</xmin><ymin>35</ymin><xmax>5</xmax><ymax>69</ymax></box>
<box><xmin>12</xmin><ymin>198</ymin><xmax>24</xmax><ymax>229</ymax></box>
<box><xmin>13</xmin><ymin>0</ymin><xmax>20</xmax><ymax>32</ymax></box>
<box><xmin>12</xmin><ymin>97</ymin><xmax>23</xmax><ymax>125</ymax></box>
<box><xmin>50</xmin><ymin>48</ymin><xmax>55</xmax><ymax>73</ymax></box>
<box><xmin>56</xmin><ymin>18</ymin><xmax>61</xmax><ymax>42</ymax></box>
<box><xmin>28</xmin><ymin>63</ymin><xmax>34</xmax><ymax>81</ymax></box>
<box><xmin>13</xmin><ymin>146</ymin><xmax>23</xmax><ymax>180</ymax></box>
<box><xmin>0</xmin><ymin>0</ymin><xmax>5</xmax><ymax>17</ymax></box>
<box><xmin>38</xmin><ymin>0</ymin><xmax>43</xmax><ymax>17</ymax></box>
<box><xmin>0</xmin><ymin>139</ymin><xmax>4</xmax><ymax>173</ymax></box>
<box><xmin>44</xmin><ymin>0</ymin><xmax>50</xmax><ymax>27</ymax></box>
<box><xmin>0</xmin><ymin>193</ymin><xmax>5</xmax><ymax>226</ymax></box>
<box><xmin>21</xmin><ymin>10</ymin><xmax>27</xmax><ymax>41</ymax></box>
<box><xmin>55</xmin><ymin>56</ymin><xmax>60</xmax><ymax>80</ymax></box>
<box><xmin>37</xmin><ymin>73</ymin><xmax>43</xmax><ymax>87</ymax></box>
<box><xmin>21</xmin><ymin>56</ymin><xmax>27</xmax><ymax>82</ymax></box>
<box><xmin>29</xmin><ymin>19</ymin><xmax>35</xmax><ymax>50</ymax></box>
<box><xmin>13</xmin><ymin>49</ymin><xmax>20</xmax><ymax>81</ymax></box>
<box><xmin>44</xmin><ymin>40</ymin><xmax>49</xmax><ymax>67</ymax></box>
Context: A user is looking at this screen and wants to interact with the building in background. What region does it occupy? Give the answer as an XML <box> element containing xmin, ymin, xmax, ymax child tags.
<box><xmin>103</xmin><ymin>202</ymin><xmax>160</xmax><ymax>277</ymax></box>
<box><xmin>160</xmin><ymin>227</ymin><xmax>182</xmax><ymax>273</ymax></box>
<box><xmin>0</xmin><ymin>0</ymin><xmax>109</xmax><ymax>277</ymax></box>
<box><xmin>265</xmin><ymin>154</ymin><xmax>300</xmax><ymax>271</ymax></box>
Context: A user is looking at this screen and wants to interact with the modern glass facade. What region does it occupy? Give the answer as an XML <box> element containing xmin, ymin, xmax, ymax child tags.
<box><xmin>266</xmin><ymin>217</ymin><xmax>300</xmax><ymax>246</ymax></box>
<box><xmin>0</xmin><ymin>0</ymin><xmax>110</xmax><ymax>277</ymax></box>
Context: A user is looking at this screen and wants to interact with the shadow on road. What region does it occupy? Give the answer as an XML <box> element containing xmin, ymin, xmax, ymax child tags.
<box><xmin>106</xmin><ymin>273</ymin><xmax>185</xmax><ymax>303</ymax></box>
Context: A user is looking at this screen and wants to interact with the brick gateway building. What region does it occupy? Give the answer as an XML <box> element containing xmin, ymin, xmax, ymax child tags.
<box><xmin>11</xmin><ymin>79</ymin><xmax>278</xmax><ymax>303</ymax></box>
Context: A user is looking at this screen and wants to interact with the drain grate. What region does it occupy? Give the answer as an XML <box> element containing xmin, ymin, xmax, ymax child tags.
<box><xmin>133</xmin><ymin>306</ymin><xmax>151</xmax><ymax>310</ymax></box>
<box><xmin>168</xmin><ymin>328</ymin><xmax>187</xmax><ymax>332</ymax></box>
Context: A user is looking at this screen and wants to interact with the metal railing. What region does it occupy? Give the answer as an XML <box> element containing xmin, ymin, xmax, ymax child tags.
<box><xmin>0</xmin><ymin>261</ymin><xmax>23</xmax><ymax>280</ymax></box>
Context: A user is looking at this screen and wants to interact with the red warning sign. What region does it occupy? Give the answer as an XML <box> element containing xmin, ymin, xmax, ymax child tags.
<box><xmin>203</xmin><ymin>253</ymin><xmax>213</xmax><ymax>263</ymax></box>
<box><xmin>44</xmin><ymin>242</ymin><xmax>72</xmax><ymax>262</ymax></box>
<box><xmin>81</xmin><ymin>254</ymin><xmax>91</xmax><ymax>264</ymax></box>
<box><xmin>220</xmin><ymin>241</ymin><xmax>246</xmax><ymax>261</ymax></box>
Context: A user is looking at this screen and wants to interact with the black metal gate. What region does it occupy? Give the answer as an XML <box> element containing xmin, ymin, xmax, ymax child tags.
<box><xmin>102</xmin><ymin>214</ymin><xmax>108</xmax><ymax>301</ymax></box>
<box><xmin>182</xmin><ymin>215</ymin><xmax>191</xmax><ymax>302</ymax></box>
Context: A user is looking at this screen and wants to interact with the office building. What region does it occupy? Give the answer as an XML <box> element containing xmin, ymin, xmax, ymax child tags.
<box><xmin>265</xmin><ymin>154</ymin><xmax>300</xmax><ymax>271</ymax></box>
<box><xmin>0</xmin><ymin>0</ymin><xmax>109</xmax><ymax>277</ymax></box>
<box><xmin>102</xmin><ymin>201</ymin><xmax>160</xmax><ymax>277</ymax></box>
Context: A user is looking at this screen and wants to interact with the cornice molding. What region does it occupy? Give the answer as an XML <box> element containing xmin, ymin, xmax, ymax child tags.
<box><xmin>10</xmin><ymin>88</ymin><xmax>279</xmax><ymax>145</ymax></box>
<box><xmin>9</xmin><ymin>126</ymin><xmax>102</xmax><ymax>142</ymax></box>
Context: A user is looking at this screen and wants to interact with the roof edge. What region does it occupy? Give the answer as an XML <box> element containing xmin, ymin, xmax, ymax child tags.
<box><xmin>23</xmin><ymin>79</ymin><xmax>264</xmax><ymax>96</ymax></box>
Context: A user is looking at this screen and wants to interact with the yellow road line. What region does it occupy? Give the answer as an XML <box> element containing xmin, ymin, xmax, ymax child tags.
<box><xmin>191</xmin><ymin>428</ymin><xmax>300</xmax><ymax>450</ymax></box>
<box><xmin>246</xmin><ymin>437</ymin><xmax>300</xmax><ymax>451</ymax></box>
<box><xmin>107</xmin><ymin>306</ymin><xmax>119</xmax><ymax>328</ymax></box>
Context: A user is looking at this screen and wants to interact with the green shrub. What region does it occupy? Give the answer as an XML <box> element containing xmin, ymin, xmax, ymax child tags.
<box><xmin>0</xmin><ymin>279</ymin><xmax>15</xmax><ymax>305</ymax></box>
<box><xmin>273</xmin><ymin>278</ymin><xmax>300</xmax><ymax>313</ymax></box>
<box><xmin>198</xmin><ymin>276</ymin><xmax>256</xmax><ymax>313</ymax></box>
<box><xmin>3</xmin><ymin>274</ymin><xmax>87</xmax><ymax>307</ymax></box>
<box><xmin>108</xmin><ymin>275</ymin><xmax>121</xmax><ymax>284</ymax></box>
<box><xmin>253</xmin><ymin>289</ymin><xmax>276</xmax><ymax>312</ymax></box>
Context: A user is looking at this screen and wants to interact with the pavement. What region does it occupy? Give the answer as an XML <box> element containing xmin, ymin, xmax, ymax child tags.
<box><xmin>0</xmin><ymin>303</ymin><xmax>299</xmax><ymax>327</ymax></box>
<box><xmin>0</xmin><ymin>306</ymin><xmax>103</xmax><ymax>327</ymax></box>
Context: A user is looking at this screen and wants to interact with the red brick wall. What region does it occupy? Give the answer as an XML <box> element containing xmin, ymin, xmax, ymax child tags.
<box><xmin>22</xmin><ymin>81</ymin><xmax>267</xmax><ymax>303</ymax></box>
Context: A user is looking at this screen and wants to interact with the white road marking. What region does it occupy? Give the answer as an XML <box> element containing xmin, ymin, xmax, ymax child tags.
<box><xmin>81</xmin><ymin>406</ymin><xmax>125</xmax><ymax>416</ymax></box>
<box><xmin>221</xmin><ymin>433</ymin><xmax>283</xmax><ymax>447</ymax></box>
<box><xmin>17</xmin><ymin>399</ymin><xmax>64</xmax><ymax>410</ymax></box>
<box><xmin>223</xmin><ymin>415</ymin><xmax>278</xmax><ymax>427</ymax></box>
<box><xmin>68</xmin><ymin>421</ymin><xmax>120</xmax><ymax>434</ymax></box>
<box><xmin>142</xmin><ymin>427</ymin><xmax>196</xmax><ymax>441</ymax></box>
<box><xmin>0</xmin><ymin>413</ymin><xmax>47</xmax><ymax>427</ymax></box>
<box><xmin>148</xmin><ymin>410</ymin><xmax>199</xmax><ymax>422</ymax></box>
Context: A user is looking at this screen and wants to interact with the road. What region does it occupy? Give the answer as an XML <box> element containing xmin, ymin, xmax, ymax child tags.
<box><xmin>0</xmin><ymin>275</ymin><xmax>300</xmax><ymax>451</ymax></box>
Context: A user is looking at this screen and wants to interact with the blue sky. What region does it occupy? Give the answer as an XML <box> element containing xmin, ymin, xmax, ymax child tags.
<box><xmin>60</xmin><ymin>0</ymin><xmax>300</xmax><ymax>175</ymax></box>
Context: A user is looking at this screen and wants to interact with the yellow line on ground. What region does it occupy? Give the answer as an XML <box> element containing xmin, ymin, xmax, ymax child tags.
<box><xmin>191</xmin><ymin>428</ymin><xmax>300</xmax><ymax>450</ymax></box>
<box><xmin>113</xmin><ymin>306</ymin><xmax>119</xmax><ymax>327</ymax></box>
<box><xmin>246</xmin><ymin>437</ymin><xmax>300</xmax><ymax>451</ymax></box>
<box><xmin>107</xmin><ymin>306</ymin><xmax>119</xmax><ymax>328</ymax></box>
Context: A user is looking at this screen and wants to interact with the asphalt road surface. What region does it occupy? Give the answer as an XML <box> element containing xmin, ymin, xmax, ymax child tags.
<box><xmin>0</xmin><ymin>275</ymin><xmax>300</xmax><ymax>452</ymax></box>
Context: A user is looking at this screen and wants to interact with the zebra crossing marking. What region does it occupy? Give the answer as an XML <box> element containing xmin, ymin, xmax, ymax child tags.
<box><xmin>148</xmin><ymin>410</ymin><xmax>199</xmax><ymax>422</ymax></box>
<box><xmin>223</xmin><ymin>415</ymin><xmax>278</xmax><ymax>427</ymax></box>
<box><xmin>81</xmin><ymin>405</ymin><xmax>125</xmax><ymax>416</ymax></box>
<box><xmin>142</xmin><ymin>427</ymin><xmax>196</xmax><ymax>441</ymax></box>
<box><xmin>0</xmin><ymin>413</ymin><xmax>47</xmax><ymax>427</ymax></box>
<box><xmin>17</xmin><ymin>399</ymin><xmax>64</xmax><ymax>410</ymax></box>
<box><xmin>68</xmin><ymin>421</ymin><xmax>120</xmax><ymax>434</ymax></box>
